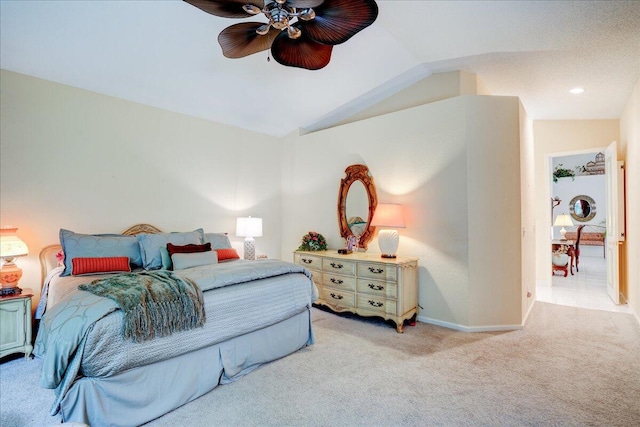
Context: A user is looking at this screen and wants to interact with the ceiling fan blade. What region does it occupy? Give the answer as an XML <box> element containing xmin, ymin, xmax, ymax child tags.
<box><xmin>285</xmin><ymin>0</ymin><xmax>325</xmax><ymax>8</ymax></box>
<box><xmin>183</xmin><ymin>0</ymin><xmax>264</xmax><ymax>19</ymax></box>
<box><xmin>271</xmin><ymin>28</ymin><xmax>332</xmax><ymax>70</ymax></box>
<box><xmin>218</xmin><ymin>22</ymin><xmax>280</xmax><ymax>58</ymax></box>
<box><xmin>301</xmin><ymin>0</ymin><xmax>378</xmax><ymax>45</ymax></box>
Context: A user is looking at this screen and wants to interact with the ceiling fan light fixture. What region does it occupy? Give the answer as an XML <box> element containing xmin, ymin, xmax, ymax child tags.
<box><xmin>185</xmin><ymin>0</ymin><xmax>378</xmax><ymax>70</ymax></box>
<box><xmin>242</xmin><ymin>4</ymin><xmax>262</xmax><ymax>15</ymax></box>
<box><xmin>256</xmin><ymin>24</ymin><xmax>271</xmax><ymax>35</ymax></box>
<box><xmin>299</xmin><ymin>8</ymin><xmax>316</xmax><ymax>20</ymax></box>
<box><xmin>287</xmin><ymin>26</ymin><xmax>302</xmax><ymax>39</ymax></box>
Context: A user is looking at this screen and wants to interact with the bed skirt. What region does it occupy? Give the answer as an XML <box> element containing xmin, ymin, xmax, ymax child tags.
<box><xmin>59</xmin><ymin>309</ymin><xmax>313</xmax><ymax>426</ymax></box>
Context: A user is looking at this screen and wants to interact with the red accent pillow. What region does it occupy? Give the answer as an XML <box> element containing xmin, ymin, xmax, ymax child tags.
<box><xmin>216</xmin><ymin>248</ymin><xmax>240</xmax><ymax>261</ymax></box>
<box><xmin>166</xmin><ymin>242</ymin><xmax>211</xmax><ymax>257</ymax></box>
<box><xmin>72</xmin><ymin>257</ymin><xmax>131</xmax><ymax>275</ymax></box>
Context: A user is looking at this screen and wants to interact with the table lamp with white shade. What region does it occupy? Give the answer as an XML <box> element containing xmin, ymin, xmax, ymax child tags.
<box><xmin>236</xmin><ymin>217</ymin><xmax>262</xmax><ymax>260</ymax></box>
<box><xmin>370</xmin><ymin>204</ymin><xmax>405</xmax><ymax>258</ymax></box>
<box><xmin>553</xmin><ymin>214</ymin><xmax>574</xmax><ymax>241</ymax></box>
<box><xmin>0</xmin><ymin>227</ymin><xmax>29</xmax><ymax>296</ymax></box>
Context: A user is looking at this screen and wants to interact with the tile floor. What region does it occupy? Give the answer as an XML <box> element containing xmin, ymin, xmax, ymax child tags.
<box><xmin>537</xmin><ymin>245</ymin><xmax>632</xmax><ymax>314</ymax></box>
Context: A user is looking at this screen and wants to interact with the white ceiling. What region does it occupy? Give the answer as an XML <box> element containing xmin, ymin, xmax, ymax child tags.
<box><xmin>2</xmin><ymin>1</ymin><xmax>639</xmax><ymax>137</ymax></box>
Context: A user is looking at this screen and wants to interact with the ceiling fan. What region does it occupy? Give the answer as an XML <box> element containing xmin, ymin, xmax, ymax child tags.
<box><xmin>184</xmin><ymin>0</ymin><xmax>379</xmax><ymax>70</ymax></box>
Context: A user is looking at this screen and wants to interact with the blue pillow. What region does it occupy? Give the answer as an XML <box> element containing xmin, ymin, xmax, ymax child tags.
<box><xmin>160</xmin><ymin>247</ymin><xmax>172</xmax><ymax>270</ymax></box>
<box><xmin>171</xmin><ymin>251</ymin><xmax>218</xmax><ymax>270</ymax></box>
<box><xmin>204</xmin><ymin>233</ymin><xmax>232</xmax><ymax>249</ymax></box>
<box><xmin>137</xmin><ymin>229</ymin><xmax>205</xmax><ymax>270</ymax></box>
<box><xmin>59</xmin><ymin>229</ymin><xmax>142</xmax><ymax>277</ymax></box>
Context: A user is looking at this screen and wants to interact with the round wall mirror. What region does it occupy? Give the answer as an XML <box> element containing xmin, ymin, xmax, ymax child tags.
<box><xmin>337</xmin><ymin>165</ymin><xmax>377</xmax><ymax>249</ymax></box>
<box><xmin>569</xmin><ymin>195</ymin><xmax>596</xmax><ymax>222</ymax></box>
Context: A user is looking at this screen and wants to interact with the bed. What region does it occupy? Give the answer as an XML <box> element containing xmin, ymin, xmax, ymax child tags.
<box><xmin>34</xmin><ymin>224</ymin><xmax>316</xmax><ymax>426</ymax></box>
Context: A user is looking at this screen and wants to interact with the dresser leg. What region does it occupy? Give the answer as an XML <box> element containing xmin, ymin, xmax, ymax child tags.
<box><xmin>24</xmin><ymin>345</ymin><xmax>33</xmax><ymax>360</ymax></box>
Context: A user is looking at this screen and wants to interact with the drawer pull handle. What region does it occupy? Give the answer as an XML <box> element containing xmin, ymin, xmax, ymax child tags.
<box><xmin>330</xmin><ymin>278</ymin><xmax>344</xmax><ymax>285</ymax></box>
<box><xmin>368</xmin><ymin>267</ymin><xmax>384</xmax><ymax>274</ymax></box>
<box><xmin>368</xmin><ymin>284</ymin><xmax>384</xmax><ymax>291</ymax></box>
<box><xmin>301</xmin><ymin>258</ymin><xmax>313</xmax><ymax>264</ymax></box>
<box><xmin>368</xmin><ymin>300</ymin><xmax>383</xmax><ymax>308</ymax></box>
<box><xmin>330</xmin><ymin>293</ymin><xmax>344</xmax><ymax>300</ymax></box>
<box><xmin>330</xmin><ymin>262</ymin><xmax>343</xmax><ymax>269</ymax></box>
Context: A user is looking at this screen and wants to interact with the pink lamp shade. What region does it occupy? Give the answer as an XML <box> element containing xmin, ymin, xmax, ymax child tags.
<box><xmin>370</xmin><ymin>204</ymin><xmax>405</xmax><ymax>258</ymax></box>
<box><xmin>0</xmin><ymin>227</ymin><xmax>29</xmax><ymax>295</ymax></box>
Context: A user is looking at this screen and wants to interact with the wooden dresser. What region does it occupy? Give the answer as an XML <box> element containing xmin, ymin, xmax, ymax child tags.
<box><xmin>294</xmin><ymin>250</ymin><xmax>418</xmax><ymax>332</ymax></box>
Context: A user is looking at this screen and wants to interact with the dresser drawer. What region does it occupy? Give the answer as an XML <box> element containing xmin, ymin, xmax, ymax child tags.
<box><xmin>319</xmin><ymin>287</ymin><xmax>355</xmax><ymax>308</ymax></box>
<box><xmin>322</xmin><ymin>273</ymin><xmax>356</xmax><ymax>291</ymax></box>
<box><xmin>357</xmin><ymin>279</ymin><xmax>397</xmax><ymax>299</ymax></box>
<box><xmin>322</xmin><ymin>259</ymin><xmax>356</xmax><ymax>276</ymax></box>
<box><xmin>357</xmin><ymin>262</ymin><xmax>397</xmax><ymax>282</ymax></box>
<box><xmin>356</xmin><ymin>295</ymin><xmax>397</xmax><ymax>316</ymax></box>
<box><xmin>294</xmin><ymin>253</ymin><xmax>322</xmax><ymax>271</ymax></box>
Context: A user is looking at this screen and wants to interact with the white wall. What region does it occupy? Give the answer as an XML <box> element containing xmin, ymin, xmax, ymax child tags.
<box><xmin>552</xmin><ymin>174</ymin><xmax>606</xmax><ymax>237</ymax></box>
<box><xmin>282</xmin><ymin>95</ymin><xmax>523</xmax><ymax>329</ymax></box>
<box><xmin>619</xmin><ymin>76</ymin><xmax>640</xmax><ymax>322</ymax></box>
<box><xmin>0</xmin><ymin>70</ymin><xmax>282</xmax><ymax>308</ymax></box>
<box><xmin>1</xmin><ymin>69</ymin><xmax>533</xmax><ymax>330</ymax></box>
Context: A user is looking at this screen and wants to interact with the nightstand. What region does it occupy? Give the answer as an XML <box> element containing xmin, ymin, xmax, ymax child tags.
<box><xmin>0</xmin><ymin>290</ymin><xmax>33</xmax><ymax>360</ymax></box>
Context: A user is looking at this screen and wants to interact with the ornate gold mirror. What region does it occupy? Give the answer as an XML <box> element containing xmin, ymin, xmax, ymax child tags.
<box><xmin>337</xmin><ymin>164</ymin><xmax>377</xmax><ymax>249</ymax></box>
<box><xmin>569</xmin><ymin>195</ymin><xmax>597</xmax><ymax>222</ymax></box>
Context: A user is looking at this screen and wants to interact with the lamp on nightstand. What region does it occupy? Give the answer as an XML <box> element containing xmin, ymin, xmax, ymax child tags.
<box><xmin>236</xmin><ymin>217</ymin><xmax>262</xmax><ymax>260</ymax></box>
<box><xmin>553</xmin><ymin>214</ymin><xmax>574</xmax><ymax>241</ymax></box>
<box><xmin>370</xmin><ymin>204</ymin><xmax>405</xmax><ymax>258</ymax></box>
<box><xmin>0</xmin><ymin>227</ymin><xmax>29</xmax><ymax>296</ymax></box>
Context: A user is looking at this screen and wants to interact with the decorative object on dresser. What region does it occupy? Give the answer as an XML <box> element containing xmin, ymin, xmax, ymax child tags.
<box><xmin>297</xmin><ymin>231</ymin><xmax>327</xmax><ymax>252</ymax></box>
<box><xmin>294</xmin><ymin>250</ymin><xmax>418</xmax><ymax>333</ymax></box>
<box><xmin>370</xmin><ymin>203</ymin><xmax>405</xmax><ymax>258</ymax></box>
<box><xmin>337</xmin><ymin>164</ymin><xmax>378</xmax><ymax>250</ymax></box>
<box><xmin>0</xmin><ymin>227</ymin><xmax>29</xmax><ymax>296</ymax></box>
<box><xmin>0</xmin><ymin>289</ymin><xmax>33</xmax><ymax>360</ymax></box>
<box><xmin>236</xmin><ymin>216</ymin><xmax>262</xmax><ymax>260</ymax></box>
<box><xmin>553</xmin><ymin>214</ymin><xmax>573</xmax><ymax>241</ymax></box>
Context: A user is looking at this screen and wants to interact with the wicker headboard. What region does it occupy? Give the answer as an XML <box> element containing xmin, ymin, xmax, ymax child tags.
<box><xmin>39</xmin><ymin>224</ymin><xmax>163</xmax><ymax>288</ymax></box>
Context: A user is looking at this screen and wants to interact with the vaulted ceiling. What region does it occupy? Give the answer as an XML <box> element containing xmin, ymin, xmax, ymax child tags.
<box><xmin>2</xmin><ymin>1</ymin><xmax>639</xmax><ymax>137</ymax></box>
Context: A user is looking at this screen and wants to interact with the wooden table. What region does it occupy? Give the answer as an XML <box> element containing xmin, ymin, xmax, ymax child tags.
<box><xmin>551</xmin><ymin>240</ymin><xmax>575</xmax><ymax>277</ymax></box>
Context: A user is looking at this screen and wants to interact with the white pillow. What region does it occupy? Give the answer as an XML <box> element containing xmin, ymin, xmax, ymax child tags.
<box><xmin>171</xmin><ymin>251</ymin><xmax>218</xmax><ymax>270</ymax></box>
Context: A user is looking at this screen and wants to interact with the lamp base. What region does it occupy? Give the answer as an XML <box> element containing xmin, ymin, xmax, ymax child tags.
<box><xmin>560</xmin><ymin>227</ymin><xmax>568</xmax><ymax>240</ymax></box>
<box><xmin>0</xmin><ymin>287</ymin><xmax>22</xmax><ymax>297</ymax></box>
<box><xmin>243</xmin><ymin>237</ymin><xmax>256</xmax><ymax>261</ymax></box>
<box><xmin>377</xmin><ymin>229</ymin><xmax>399</xmax><ymax>259</ymax></box>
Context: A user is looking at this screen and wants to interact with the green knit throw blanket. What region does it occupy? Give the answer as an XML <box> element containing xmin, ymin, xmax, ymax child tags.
<box><xmin>78</xmin><ymin>271</ymin><xmax>205</xmax><ymax>342</ymax></box>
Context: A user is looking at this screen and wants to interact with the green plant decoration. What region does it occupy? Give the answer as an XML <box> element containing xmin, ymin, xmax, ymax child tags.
<box><xmin>297</xmin><ymin>231</ymin><xmax>328</xmax><ymax>251</ymax></box>
<box><xmin>553</xmin><ymin>164</ymin><xmax>575</xmax><ymax>182</ymax></box>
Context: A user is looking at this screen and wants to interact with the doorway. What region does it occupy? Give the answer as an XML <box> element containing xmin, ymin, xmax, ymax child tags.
<box><xmin>537</xmin><ymin>150</ymin><xmax>630</xmax><ymax>313</ymax></box>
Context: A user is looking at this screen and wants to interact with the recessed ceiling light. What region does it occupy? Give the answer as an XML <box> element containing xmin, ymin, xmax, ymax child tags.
<box><xmin>569</xmin><ymin>87</ymin><xmax>585</xmax><ymax>94</ymax></box>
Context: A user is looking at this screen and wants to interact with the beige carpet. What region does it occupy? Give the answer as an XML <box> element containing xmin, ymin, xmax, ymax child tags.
<box><xmin>2</xmin><ymin>302</ymin><xmax>639</xmax><ymax>426</ymax></box>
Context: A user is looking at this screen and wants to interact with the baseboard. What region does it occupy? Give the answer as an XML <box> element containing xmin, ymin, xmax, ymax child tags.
<box><xmin>416</xmin><ymin>315</ymin><xmax>523</xmax><ymax>333</ymax></box>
